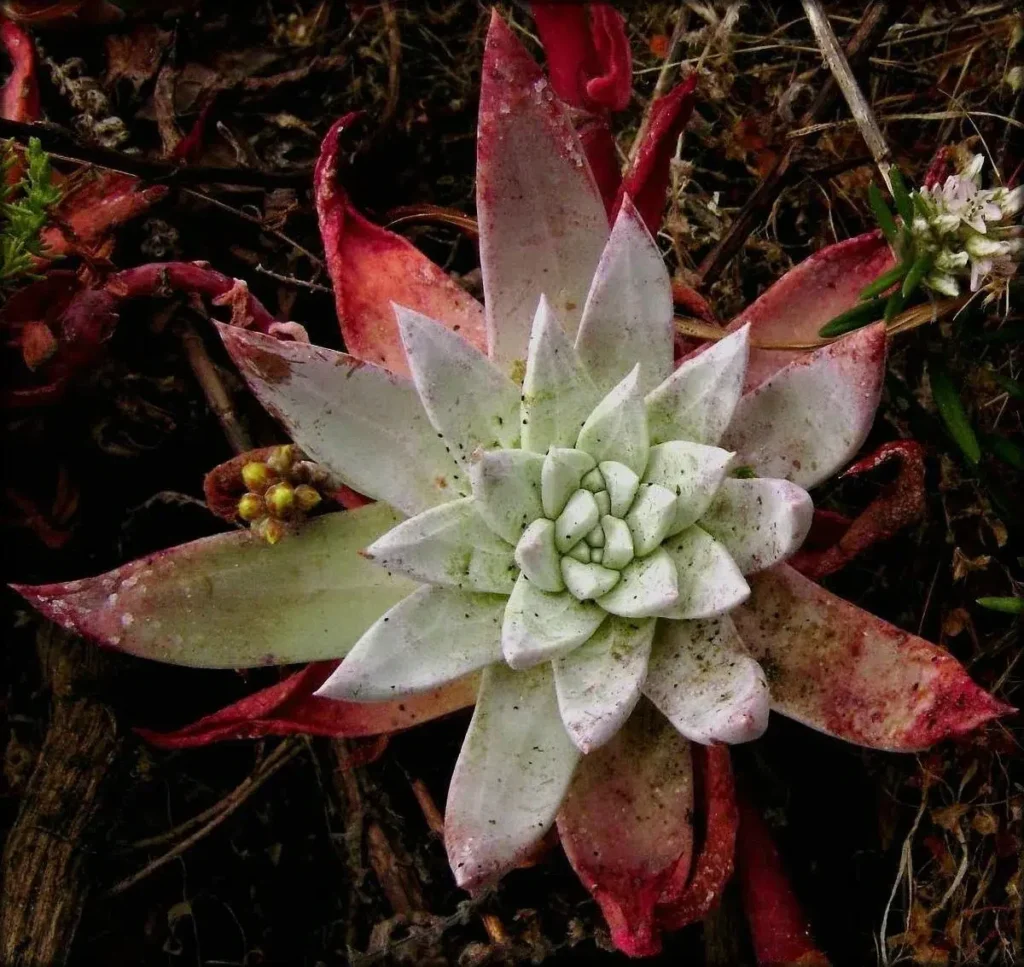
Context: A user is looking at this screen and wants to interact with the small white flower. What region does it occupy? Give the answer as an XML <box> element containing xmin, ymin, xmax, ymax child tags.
<box><xmin>911</xmin><ymin>154</ymin><xmax>1022</xmax><ymax>294</ymax></box>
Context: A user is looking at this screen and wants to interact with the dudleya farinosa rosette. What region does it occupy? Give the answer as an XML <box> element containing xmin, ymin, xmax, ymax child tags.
<box><xmin>223</xmin><ymin>195</ymin><xmax>814</xmax><ymax>890</ymax></box>
<box><xmin>14</xmin><ymin>10</ymin><xmax>1008</xmax><ymax>919</ymax></box>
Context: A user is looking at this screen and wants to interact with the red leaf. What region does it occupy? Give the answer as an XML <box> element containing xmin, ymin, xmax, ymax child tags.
<box><xmin>736</xmin><ymin>799</ymin><xmax>830</xmax><ymax>967</ymax></box>
<box><xmin>138</xmin><ymin>664</ymin><xmax>479</xmax><ymax>748</ymax></box>
<box><xmin>656</xmin><ymin>744</ymin><xmax>738</xmax><ymax>930</ymax></box>
<box><xmin>616</xmin><ymin>76</ymin><xmax>698</xmax><ymax>235</ymax></box>
<box><xmin>1</xmin><ymin>274</ymin><xmax>118</xmax><ymax>408</ymax></box>
<box><xmin>726</xmin><ymin>232</ymin><xmax>895</xmax><ymax>390</ymax></box>
<box><xmin>314</xmin><ymin>115</ymin><xmax>486</xmax><ymax>376</ymax></box>
<box><xmin>41</xmin><ymin>170</ymin><xmax>168</xmax><ymax>258</ymax></box>
<box><xmin>19</xmin><ymin>320</ymin><xmax>57</xmax><ymax>369</ymax></box>
<box><xmin>789</xmin><ymin>441</ymin><xmax>926</xmax><ymax>580</ymax></box>
<box><xmin>557</xmin><ymin>704</ymin><xmax>695</xmax><ymax>957</ymax></box>
<box><xmin>531</xmin><ymin>3</ymin><xmax>631</xmax><ymax>113</ymax></box>
<box><xmin>1</xmin><ymin>18</ymin><xmax>40</xmax><ymax>122</ymax></box>
<box><xmin>105</xmin><ymin>261</ymin><xmax>280</xmax><ymax>334</ymax></box>
<box><xmin>734</xmin><ymin>565</ymin><xmax>1014</xmax><ymax>751</ymax></box>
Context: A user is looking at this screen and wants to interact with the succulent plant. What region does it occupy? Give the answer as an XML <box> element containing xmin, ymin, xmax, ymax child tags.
<box><xmin>13</xmin><ymin>9</ymin><xmax>1010</xmax><ymax>958</ymax></box>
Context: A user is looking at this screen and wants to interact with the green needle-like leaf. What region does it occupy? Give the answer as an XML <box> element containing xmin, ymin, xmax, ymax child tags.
<box><xmin>818</xmin><ymin>297</ymin><xmax>885</xmax><ymax>338</ymax></box>
<box><xmin>901</xmin><ymin>251</ymin><xmax>935</xmax><ymax>299</ymax></box>
<box><xmin>888</xmin><ymin>165</ymin><xmax>915</xmax><ymax>224</ymax></box>
<box><xmin>929</xmin><ymin>358</ymin><xmax>981</xmax><ymax>465</ymax></box>
<box><xmin>859</xmin><ymin>261</ymin><xmax>910</xmax><ymax>300</ymax></box>
<box><xmin>976</xmin><ymin>596</ymin><xmax>1024</xmax><ymax>615</ymax></box>
<box><xmin>868</xmin><ymin>182</ymin><xmax>898</xmax><ymax>243</ymax></box>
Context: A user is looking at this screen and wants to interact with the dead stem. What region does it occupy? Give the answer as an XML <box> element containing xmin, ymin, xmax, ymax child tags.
<box><xmin>802</xmin><ymin>0</ymin><xmax>892</xmax><ymax>189</ymax></box>
<box><xmin>254</xmin><ymin>262</ymin><xmax>333</xmax><ymax>294</ymax></box>
<box><xmin>676</xmin><ymin>296</ymin><xmax>968</xmax><ymax>351</ymax></box>
<box><xmin>106</xmin><ymin>738</ymin><xmax>302</xmax><ymax>897</ymax></box>
<box><xmin>177</xmin><ymin>320</ymin><xmax>253</xmax><ymax>454</ymax></box>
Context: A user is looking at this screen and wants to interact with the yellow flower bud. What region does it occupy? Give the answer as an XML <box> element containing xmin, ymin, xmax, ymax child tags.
<box><xmin>264</xmin><ymin>481</ymin><xmax>296</xmax><ymax>518</ymax></box>
<box><xmin>241</xmin><ymin>461</ymin><xmax>273</xmax><ymax>492</ymax></box>
<box><xmin>267</xmin><ymin>445</ymin><xmax>297</xmax><ymax>474</ymax></box>
<box><xmin>294</xmin><ymin>484</ymin><xmax>322</xmax><ymax>512</ymax></box>
<box><xmin>237</xmin><ymin>493</ymin><xmax>265</xmax><ymax>521</ymax></box>
<box><xmin>254</xmin><ymin>517</ymin><xmax>286</xmax><ymax>545</ymax></box>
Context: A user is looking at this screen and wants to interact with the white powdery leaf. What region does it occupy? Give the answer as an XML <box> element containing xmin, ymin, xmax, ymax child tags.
<box><xmin>576</xmin><ymin>366</ymin><xmax>650</xmax><ymax>477</ymax></box>
<box><xmin>219</xmin><ymin>325</ymin><xmax>464</xmax><ymax>516</ymax></box>
<box><xmin>720</xmin><ymin>325</ymin><xmax>885</xmax><ymax>490</ymax></box>
<box><xmin>364</xmin><ymin>497</ymin><xmax>517</xmax><ymax>594</ymax></box>
<box><xmin>541</xmin><ymin>448</ymin><xmax>597</xmax><ymax>519</ymax></box>
<box><xmin>644</xmin><ymin>615</ymin><xmax>769</xmax><ymax>745</ymax></box>
<box><xmin>397</xmin><ymin>306</ymin><xmax>521</xmax><ymax>466</ymax></box>
<box><xmin>521</xmin><ymin>297</ymin><xmax>601</xmax><ymax>453</ymax></box>
<box><xmin>502</xmin><ymin>574</ymin><xmax>606</xmax><ymax>669</ymax></box>
<box><xmin>469</xmin><ymin>449</ymin><xmax>545</xmax><ymax>544</ymax></box>
<box><xmin>554</xmin><ymin>616</ymin><xmax>655</xmax><ymax>753</ymax></box>
<box><xmin>316</xmin><ymin>586</ymin><xmax>505</xmax><ymax>701</ymax></box>
<box><xmin>658</xmin><ymin>526</ymin><xmax>750</xmax><ymax>619</ymax></box>
<box><xmin>642</xmin><ymin>441</ymin><xmax>734</xmax><ymax>535</ymax></box>
<box><xmin>646</xmin><ymin>325</ymin><xmax>750</xmax><ymax>447</ymax></box>
<box><xmin>699</xmin><ymin>478</ymin><xmax>813</xmax><ymax>575</ymax></box>
<box><xmin>515</xmin><ymin>518</ymin><xmax>564</xmax><ymax>593</ymax></box>
<box><xmin>575</xmin><ymin>196</ymin><xmax>674</xmax><ymax>396</ymax></box>
<box><xmin>446</xmin><ymin>661</ymin><xmax>580</xmax><ymax>890</ymax></box>
<box><xmin>624</xmin><ymin>483</ymin><xmax>678</xmax><ymax>557</ymax></box>
<box><xmin>597</xmin><ymin>547</ymin><xmax>679</xmax><ymax>618</ymax></box>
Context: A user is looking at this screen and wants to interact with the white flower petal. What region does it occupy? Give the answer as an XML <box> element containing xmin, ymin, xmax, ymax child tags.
<box><xmin>658</xmin><ymin>526</ymin><xmax>750</xmax><ymax>619</ymax></box>
<box><xmin>317</xmin><ymin>586</ymin><xmax>504</xmax><ymax>701</ymax></box>
<box><xmin>624</xmin><ymin>483</ymin><xmax>678</xmax><ymax>556</ymax></box>
<box><xmin>502</xmin><ymin>574</ymin><xmax>606</xmax><ymax>669</ymax></box>
<box><xmin>554</xmin><ymin>616</ymin><xmax>655</xmax><ymax>752</ymax></box>
<box><xmin>643</xmin><ymin>616</ymin><xmax>769</xmax><ymax>745</ymax></box>
<box><xmin>477</xmin><ymin>13</ymin><xmax>608</xmax><ymax>371</ymax></box>
<box><xmin>576</xmin><ymin>366</ymin><xmax>649</xmax><ymax>476</ymax></box>
<box><xmin>642</xmin><ymin>441</ymin><xmax>734</xmax><ymax>535</ymax></box>
<box><xmin>720</xmin><ymin>324</ymin><xmax>885</xmax><ymax>489</ymax></box>
<box><xmin>219</xmin><ymin>325</ymin><xmax>463</xmax><ymax>516</ymax></box>
<box><xmin>364</xmin><ymin>497</ymin><xmax>516</xmax><ymax>594</ymax></box>
<box><xmin>445</xmin><ymin>661</ymin><xmax>580</xmax><ymax>890</ymax></box>
<box><xmin>560</xmin><ymin>558</ymin><xmax>621</xmax><ymax>600</ymax></box>
<box><xmin>515</xmin><ymin>518</ymin><xmax>564</xmax><ymax>593</ymax></box>
<box><xmin>646</xmin><ymin>325</ymin><xmax>750</xmax><ymax>447</ymax></box>
<box><xmin>698</xmin><ymin>478</ymin><xmax>813</xmax><ymax>574</ymax></box>
<box><xmin>522</xmin><ymin>296</ymin><xmax>601</xmax><ymax>453</ymax></box>
<box><xmin>575</xmin><ymin>196</ymin><xmax>674</xmax><ymax>395</ymax></box>
<box><xmin>397</xmin><ymin>305</ymin><xmax>521</xmax><ymax>467</ymax></box>
<box><xmin>542</xmin><ymin>448</ymin><xmax>597</xmax><ymax>519</ymax></box>
<box><xmin>554</xmin><ymin>489</ymin><xmax>600</xmax><ymax>553</ymax></box>
<box><xmin>469</xmin><ymin>449</ymin><xmax>544</xmax><ymax>544</ymax></box>
<box><xmin>597</xmin><ymin>547</ymin><xmax>679</xmax><ymax>618</ymax></box>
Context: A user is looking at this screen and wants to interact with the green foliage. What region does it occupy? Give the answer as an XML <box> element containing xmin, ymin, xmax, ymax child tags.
<box><xmin>975</xmin><ymin>596</ymin><xmax>1024</xmax><ymax>615</ymax></box>
<box><xmin>1</xmin><ymin>137</ymin><xmax>62</xmax><ymax>288</ymax></box>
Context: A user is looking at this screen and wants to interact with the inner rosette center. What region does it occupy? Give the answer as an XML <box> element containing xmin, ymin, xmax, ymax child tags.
<box><xmin>513</xmin><ymin>447</ymin><xmax>677</xmax><ymax>602</ymax></box>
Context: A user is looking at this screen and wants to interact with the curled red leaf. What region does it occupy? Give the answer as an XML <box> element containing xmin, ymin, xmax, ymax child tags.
<box><xmin>1</xmin><ymin>18</ymin><xmax>40</xmax><ymax>122</ymax></box>
<box><xmin>138</xmin><ymin>663</ymin><xmax>478</xmax><ymax>748</ymax></box>
<box><xmin>789</xmin><ymin>440</ymin><xmax>926</xmax><ymax>580</ymax></box>
<box><xmin>314</xmin><ymin>114</ymin><xmax>485</xmax><ymax>375</ymax></box>
<box><xmin>657</xmin><ymin>744</ymin><xmax>738</xmax><ymax>930</ymax></box>
<box><xmin>105</xmin><ymin>261</ymin><xmax>281</xmax><ymax>334</ymax></box>
<box><xmin>616</xmin><ymin>75</ymin><xmax>698</xmax><ymax>235</ymax></box>
<box><xmin>531</xmin><ymin>3</ymin><xmax>631</xmax><ymax>113</ymax></box>
<box><xmin>736</xmin><ymin>799</ymin><xmax>830</xmax><ymax>967</ymax></box>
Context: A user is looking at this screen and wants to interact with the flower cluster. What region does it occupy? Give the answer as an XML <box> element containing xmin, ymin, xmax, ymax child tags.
<box><xmin>912</xmin><ymin>154</ymin><xmax>1023</xmax><ymax>295</ymax></box>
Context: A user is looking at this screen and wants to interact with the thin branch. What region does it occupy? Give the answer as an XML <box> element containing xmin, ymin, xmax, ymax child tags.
<box><xmin>105</xmin><ymin>739</ymin><xmax>302</xmax><ymax>897</ymax></box>
<box><xmin>0</xmin><ymin>117</ymin><xmax>312</xmax><ymax>188</ymax></box>
<box><xmin>802</xmin><ymin>0</ymin><xmax>893</xmax><ymax>189</ymax></box>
